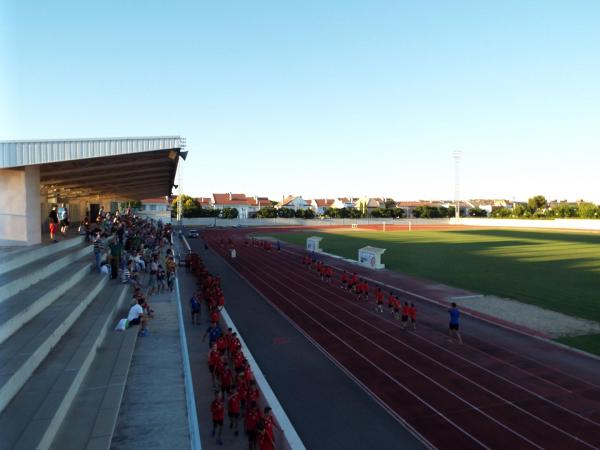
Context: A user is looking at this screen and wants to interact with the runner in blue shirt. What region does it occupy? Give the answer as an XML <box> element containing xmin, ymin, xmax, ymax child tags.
<box><xmin>448</xmin><ymin>302</ymin><xmax>463</xmax><ymax>344</ymax></box>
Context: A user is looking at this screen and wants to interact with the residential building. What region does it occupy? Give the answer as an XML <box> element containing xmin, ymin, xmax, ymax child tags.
<box><xmin>212</xmin><ymin>193</ymin><xmax>265</xmax><ymax>219</ymax></box>
<box><xmin>331</xmin><ymin>197</ymin><xmax>356</xmax><ymax>209</ymax></box>
<box><xmin>138</xmin><ymin>197</ymin><xmax>171</xmax><ymax>222</ymax></box>
<box><xmin>277</xmin><ymin>195</ymin><xmax>310</xmax><ymax>210</ymax></box>
<box><xmin>308</xmin><ymin>198</ymin><xmax>335</xmax><ymax>215</ymax></box>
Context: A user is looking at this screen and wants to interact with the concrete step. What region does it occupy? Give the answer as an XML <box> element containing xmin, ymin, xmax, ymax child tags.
<box><xmin>50</xmin><ymin>306</ymin><xmax>139</xmax><ymax>450</ymax></box>
<box><xmin>0</xmin><ymin>242</ymin><xmax>92</xmax><ymax>305</ymax></box>
<box><xmin>0</xmin><ymin>260</ymin><xmax>91</xmax><ymax>346</ymax></box>
<box><xmin>0</xmin><ymin>271</ymin><xmax>110</xmax><ymax>413</ymax></box>
<box><xmin>0</xmin><ymin>236</ymin><xmax>85</xmax><ymax>276</ymax></box>
<box><xmin>0</xmin><ymin>281</ymin><xmax>129</xmax><ymax>450</ymax></box>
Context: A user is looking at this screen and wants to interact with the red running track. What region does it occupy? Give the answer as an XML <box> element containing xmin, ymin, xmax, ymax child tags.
<box><xmin>203</xmin><ymin>229</ymin><xmax>600</xmax><ymax>450</ymax></box>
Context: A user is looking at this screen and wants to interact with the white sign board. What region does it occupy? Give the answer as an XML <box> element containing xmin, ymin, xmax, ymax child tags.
<box><xmin>358</xmin><ymin>246</ymin><xmax>386</xmax><ymax>269</ymax></box>
<box><xmin>306</xmin><ymin>236</ymin><xmax>323</xmax><ymax>252</ymax></box>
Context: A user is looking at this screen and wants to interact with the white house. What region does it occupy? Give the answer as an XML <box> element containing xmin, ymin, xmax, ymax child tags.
<box><xmin>139</xmin><ymin>197</ymin><xmax>171</xmax><ymax>222</ymax></box>
<box><xmin>212</xmin><ymin>193</ymin><xmax>272</xmax><ymax>218</ymax></box>
<box><xmin>331</xmin><ymin>197</ymin><xmax>356</xmax><ymax>209</ymax></box>
<box><xmin>277</xmin><ymin>195</ymin><xmax>310</xmax><ymax>210</ymax></box>
<box><xmin>307</xmin><ymin>199</ymin><xmax>335</xmax><ymax>215</ymax></box>
<box><xmin>354</xmin><ymin>197</ymin><xmax>382</xmax><ymax>214</ymax></box>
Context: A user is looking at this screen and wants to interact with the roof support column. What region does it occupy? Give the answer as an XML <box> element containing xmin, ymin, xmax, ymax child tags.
<box><xmin>0</xmin><ymin>165</ymin><xmax>41</xmax><ymax>246</ymax></box>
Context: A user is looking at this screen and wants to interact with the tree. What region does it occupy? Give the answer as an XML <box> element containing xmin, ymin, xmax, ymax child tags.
<box><xmin>468</xmin><ymin>207</ymin><xmax>487</xmax><ymax>217</ymax></box>
<box><xmin>512</xmin><ymin>204</ymin><xmax>527</xmax><ymax>217</ymax></box>
<box><xmin>277</xmin><ymin>208</ymin><xmax>295</xmax><ymax>218</ymax></box>
<box><xmin>221</xmin><ymin>207</ymin><xmax>239</xmax><ymax>219</ymax></box>
<box><xmin>577</xmin><ymin>202</ymin><xmax>599</xmax><ymax>219</ymax></box>
<box><xmin>555</xmin><ymin>204</ymin><xmax>577</xmax><ymax>218</ymax></box>
<box><xmin>490</xmin><ymin>207</ymin><xmax>511</xmax><ymax>218</ymax></box>
<box><xmin>171</xmin><ymin>195</ymin><xmax>202</xmax><ymax>218</ymax></box>
<box><xmin>384</xmin><ymin>199</ymin><xmax>396</xmax><ymax>209</ymax></box>
<box><xmin>348</xmin><ymin>208</ymin><xmax>363</xmax><ymax>219</ymax></box>
<box><xmin>257</xmin><ymin>207</ymin><xmax>278</xmax><ymax>218</ymax></box>
<box><xmin>527</xmin><ymin>195</ymin><xmax>547</xmax><ymax>212</ymax></box>
<box><xmin>393</xmin><ymin>208</ymin><xmax>406</xmax><ymax>218</ymax></box>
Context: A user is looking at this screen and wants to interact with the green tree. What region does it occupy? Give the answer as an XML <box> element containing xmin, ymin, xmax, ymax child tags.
<box><xmin>277</xmin><ymin>208</ymin><xmax>295</xmax><ymax>218</ymax></box>
<box><xmin>555</xmin><ymin>204</ymin><xmax>577</xmax><ymax>218</ymax></box>
<box><xmin>384</xmin><ymin>199</ymin><xmax>396</xmax><ymax>209</ymax></box>
<box><xmin>577</xmin><ymin>202</ymin><xmax>600</xmax><ymax>219</ymax></box>
<box><xmin>221</xmin><ymin>207</ymin><xmax>239</xmax><ymax>219</ymax></box>
<box><xmin>468</xmin><ymin>207</ymin><xmax>488</xmax><ymax>217</ymax></box>
<box><xmin>512</xmin><ymin>204</ymin><xmax>526</xmax><ymax>217</ymax></box>
<box><xmin>490</xmin><ymin>207</ymin><xmax>511</xmax><ymax>218</ymax></box>
<box><xmin>393</xmin><ymin>208</ymin><xmax>406</xmax><ymax>218</ymax></box>
<box><xmin>348</xmin><ymin>207</ymin><xmax>363</xmax><ymax>219</ymax></box>
<box><xmin>527</xmin><ymin>195</ymin><xmax>547</xmax><ymax>212</ymax></box>
<box><xmin>171</xmin><ymin>195</ymin><xmax>202</xmax><ymax>218</ymax></box>
<box><xmin>257</xmin><ymin>207</ymin><xmax>278</xmax><ymax>218</ymax></box>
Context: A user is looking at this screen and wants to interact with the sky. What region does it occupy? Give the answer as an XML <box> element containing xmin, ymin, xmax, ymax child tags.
<box><xmin>1</xmin><ymin>0</ymin><xmax>599</xmax><ymax>202</ymax></box>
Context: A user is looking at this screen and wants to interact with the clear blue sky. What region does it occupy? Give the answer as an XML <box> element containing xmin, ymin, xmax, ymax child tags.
<box><xmin>2</xmin><ymin>1</ymin><xmax>599</xmax><ymax>202</ymax></box>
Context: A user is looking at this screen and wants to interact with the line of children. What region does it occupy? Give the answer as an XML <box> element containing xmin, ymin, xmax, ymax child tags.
<box><xmin>195</xmin><ymin>255</ymin><xmax>282</xmax><ymax>448</ymax></box>
<box><xmin>301</xmin><ymin>253</ymin><xmax>419</xmax><ymax>331</ymax></box>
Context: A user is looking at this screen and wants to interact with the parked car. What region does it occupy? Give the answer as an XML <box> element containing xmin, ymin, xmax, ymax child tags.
<box><xmin>188</xmin><ymin>229</ymin><xmax>199</xmax><ymax>238</ymax></box>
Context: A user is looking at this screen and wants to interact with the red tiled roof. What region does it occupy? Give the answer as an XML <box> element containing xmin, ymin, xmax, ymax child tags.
<box><xmin>213</xmin><ymin>193</ymin><xmax>249</xmax><ymax>205</ymax></box>
<box><xmin>314</xmin><ymin>198</ymin><xmax>335</xmax><ymax>207</ymax></box>
<box><xmin>195</xmin><ymin>197</ymin><xmax>212</xmax><ymax>205</ymax></box>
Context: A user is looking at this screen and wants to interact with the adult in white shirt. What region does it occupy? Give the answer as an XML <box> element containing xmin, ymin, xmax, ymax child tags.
<box><xmin>127</xmin><ymin>298</ymin><xmax>147</xmax><ymax>333</ymax></box>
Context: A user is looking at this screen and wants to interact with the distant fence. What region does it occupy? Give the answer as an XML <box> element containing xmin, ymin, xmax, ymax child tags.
<box><xmin>452</xmin><ymin>218</ymin><xmax>600</xmax><ymax>231</ymax></box>
<box><xmin>181</xmin><ymin>217</ymin><xmax>451</xmax><ymax>227</ymax></box>
<box><xmin>181</xmin><ymin>217</ymin><xmax>600</xmax><ymax>231</ymax></box>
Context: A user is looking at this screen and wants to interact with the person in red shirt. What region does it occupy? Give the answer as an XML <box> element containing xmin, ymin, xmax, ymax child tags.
<box><xmin>220</xmin><ymin>364</ymin><xmax>233</xmax><ymax>398</ymax></box>
<box><xmin>325</xmin><ymin>266</ymin><xmax>333</xmax><ymax>283</ymax></box>
<box><xmin>393</xmin><ymin>297</ymin><xmax>401</xmax><ymax>319</ymax></box>
<box><xmin>245</xmin><ymin>401</ymin><xmax>262</xmax><ymax>450</ymax></box>
<box><xmin>211</xmin><ymin>391</ymin><xmax>225</xmax><ymax>445</ymax></box>
<box><xmin>409</xmin><ymin>302</ymin><xmax>417</xmax><ymax>330</ymax></box>
<box><xmin>228</xmin><ymin>386</ymin><xmax>242</xmax><ymax>436</ymax></box>
<box><xmin>375</xmin><ymin>287</ymin><xmax>384</xmax><ymax>313</ymax></box>
<box><xmin>208</xmin><ymin>344</ymin><xmax>220</xmax><ymax>386</ymax></box>
<box><xmin>256</xmin><ymin>421</ymin><xmax>275</xmax><ymax>450</ymax></box>
<box><xmin>246</xmin><ymin>380</ymin><xmax>260</xmax><ymax>405</ymax></box>
<box><xmin>340</xmin><ymin>270</ymin><xmax>348</xmax><ymax>289</ymax></box>
<box><xmin>349</xmin><ymin>273</ymin><xmax>358</xmax><ymax>292</ymax></box>
<box><xmin>210</xmin><ymin>307</ymin><xmax>219</xmax><ymax>324</ymax></box>
<box><xmin>262</xmin><ymin>406</ymin><xmax>282</xmax><ymax>444</ymax></box>
<box><xmin>387</xmin><ymin>292</ymin><xmax>395</xmax><ymax>313</ymax></box>
<box><xmin>401</xmin><ymin>301</ymin><xmax>411</xmax><ymax>328</ymax></box>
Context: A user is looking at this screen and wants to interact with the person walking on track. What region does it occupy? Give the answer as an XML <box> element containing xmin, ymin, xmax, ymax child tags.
<box><xmin>448</xmin><ymin>302</ymin><xmax>463</xmax><ymax>344</ymax></box>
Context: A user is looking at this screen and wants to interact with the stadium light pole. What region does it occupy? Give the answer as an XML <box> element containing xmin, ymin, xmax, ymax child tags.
<box><xmin>453</xmin><ymin>150</ymin><xmax>462</xmax><ymax>219</ymax></box>
<box><xmin>177</xmin><ymin>167</ymin><xmax>183</xmax><ymax>225</ymax></box>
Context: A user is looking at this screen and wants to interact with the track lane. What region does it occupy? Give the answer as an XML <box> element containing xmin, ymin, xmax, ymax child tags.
<box><xmin>229</xmin><ymin>240</ymin><xmax>600</xmax><ymax>449</ymax></box>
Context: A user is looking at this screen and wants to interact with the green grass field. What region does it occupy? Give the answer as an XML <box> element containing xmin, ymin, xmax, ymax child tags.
<box><xmin>274</xmin><ymin>228</ymin><xmax>600</xmax><ymax>322</ymax></box>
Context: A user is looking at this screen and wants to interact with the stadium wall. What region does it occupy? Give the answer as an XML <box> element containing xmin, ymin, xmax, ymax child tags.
<box><xmin>453</xmin><ymin>218</ymin><xmax>600</xmax><ymax>231</ymax></box>
<box><xmin>181</xmin><ymin>218</ymin><xmax>451</xmax><ymax>227</ymax></box>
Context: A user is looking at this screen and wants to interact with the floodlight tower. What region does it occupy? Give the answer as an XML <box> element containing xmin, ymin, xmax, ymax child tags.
<box><xmin>453</xmin><ymin>150</ymin><xmax>462</xmax><ymax>219</ymax></box>
<box><xmin>177</xmin><ymin>167</ymin><xmax>183</xmax><ymax>225</ymax></box>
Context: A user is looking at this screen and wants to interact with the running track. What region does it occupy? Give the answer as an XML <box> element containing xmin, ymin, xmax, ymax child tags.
<box><xmin>202</xmin><ymin>228</ymin><xmax>600</xmax><ymax>450</ymax></box>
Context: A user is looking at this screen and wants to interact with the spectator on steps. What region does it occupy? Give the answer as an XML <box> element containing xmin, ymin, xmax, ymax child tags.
<box><xmin>127</xmin><ymin>297</ymin><xmax>148</xmax><ymax>337</ymax></box>
<box><xmin>48</xmin><ymin>205</ymin><xmax>59</xmax><ymax>243</ymax></box>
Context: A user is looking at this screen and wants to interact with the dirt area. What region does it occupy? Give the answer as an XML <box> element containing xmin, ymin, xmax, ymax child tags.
<box><xmin>450</xmin><ymin>294</ymin><xmax>600</xmax><ymax>338</ymax></box>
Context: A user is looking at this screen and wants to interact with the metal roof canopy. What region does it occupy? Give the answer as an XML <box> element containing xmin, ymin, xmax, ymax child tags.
<box><xmin>0</xmin><ymin>136</ymin><xmax>185</xmax><ymax>201</ymax></box>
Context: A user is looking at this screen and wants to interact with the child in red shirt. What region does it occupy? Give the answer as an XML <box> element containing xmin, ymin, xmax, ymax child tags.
<box><xmin>409</xmin><ymin>302</ymin><xmax>417</xmax><ymax>330</ymax></box>
<box><xmin>245</xmin><ymin>401</ymin><xmax>262</xmax><ymax>449</ymax></box>
<box><xmin>375</xmin><ymin>287</ymin><xmax>384</xmax><ymax>313</ymax></box>
<box><xmin>228</xmin><ymin>387</ymin><xmax>242</xmax><ymax>436</ymax></box>
<box><xmin>211</xmin><ymin>391</ymin><xmax>225</xmax><ymax>445</ymax></box>
<box><xmin>401</xmin><ymin>301</ymin><xmax>411</xmax><ymax>328</ymax></box>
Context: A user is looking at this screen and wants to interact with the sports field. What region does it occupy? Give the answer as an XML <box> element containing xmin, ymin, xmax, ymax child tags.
<box><xmin>274</xmin><ymin>227</ymin><xmax>600</xmax><ymax>322</ymax></box>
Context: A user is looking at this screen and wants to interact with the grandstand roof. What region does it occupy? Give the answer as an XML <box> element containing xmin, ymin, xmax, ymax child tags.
<box><xmin>0</xmin><ymin>136</ymin><xmax>185</xmax><ymax>201</ymax></box>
